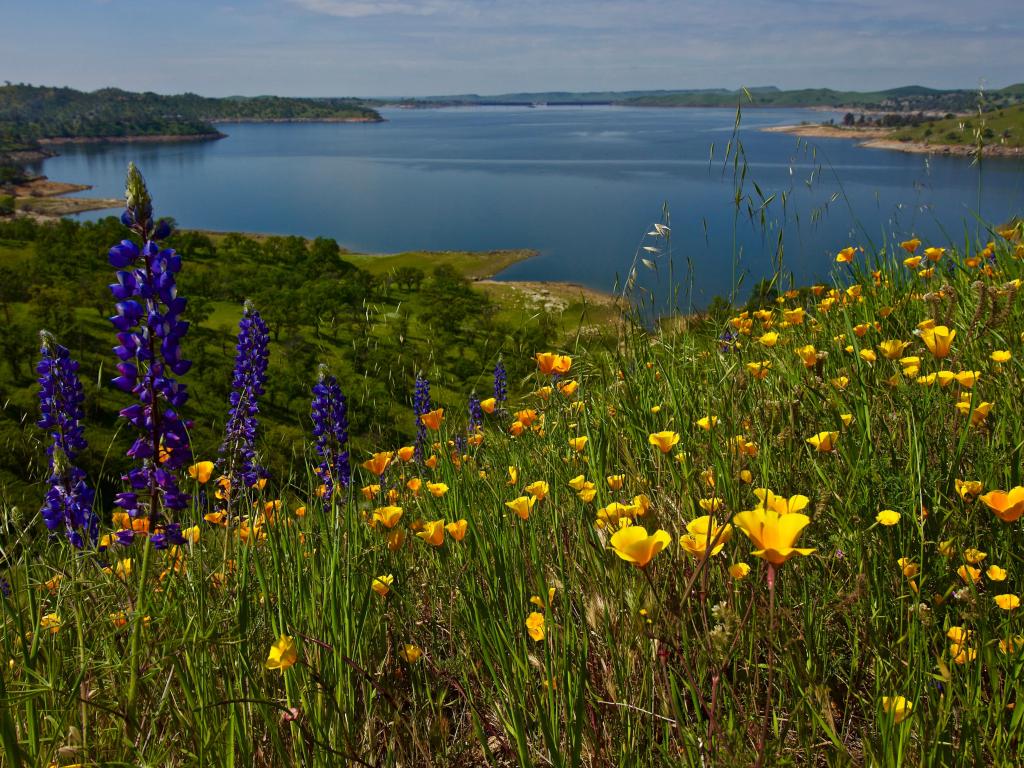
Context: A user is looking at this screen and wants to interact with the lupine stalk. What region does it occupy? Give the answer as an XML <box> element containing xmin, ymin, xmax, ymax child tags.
<box><xmin>311</xmin><ymin>366</ymin><xmax>350</xmax><ymax>502</ymax></box>
<box><xmin>413</xmin><ymin>373</ymin><xmax>431</xmax><ymax>460</ymax></box>
<box><xmin>37</xmin><ymin>331</ymin><xmax>96</xmax><ymax>548</ymax></box>
<box><xmin>468</xmin><ymin>393</ymin><xmax>483</xmax><ymax>433</ymax></box>
<box><xmin>493</xmin><ymin>359</ymin><xmax>508</xmax><ymax>411</ymax></box>
<box><xmin>108</xmin><ymin>163</ymin><xmax>191</xmax><ymax>546</ymax></box>
<box><xmin>218</xmin><ymin>301</ymin><xmax>270</xmax><ymax>498</ymax></box>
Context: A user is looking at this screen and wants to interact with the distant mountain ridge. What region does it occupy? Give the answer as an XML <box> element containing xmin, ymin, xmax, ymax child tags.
<box><xmin>371</xmin><ymin>84</ymin><xmax>1024</xmax><ymax>112</ymax></box>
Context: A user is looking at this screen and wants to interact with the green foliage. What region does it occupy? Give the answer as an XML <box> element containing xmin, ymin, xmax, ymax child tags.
<box><xmin>0</xmin><ymin>83</ymin><xmax>382</xmax><ymax>151</ymax></box>
<box><xmin>0</xmin><ymin>217</ymin><xmax>602</xmax><ymax>513</ymax></box>
<box><xmin>893</xmin><ymin>104</ymin><xmax>1024</xmax><ymax>149</ymax></box>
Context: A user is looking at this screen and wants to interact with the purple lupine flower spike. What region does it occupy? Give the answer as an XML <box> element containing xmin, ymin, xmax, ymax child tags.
<box><xmin>493</xmin><ymin>359</ymin><xmax>508</xmax><ymax>415</ymax></box>
<box><xmin>413</xmin><ymin>373</ymin><xmax>431</xmax><ymax>461</ymax></box>
<box><xmin>37</xmin><ymin>331</ymin><xmax>97</xmax><ymax>548</ymax></box>
<box><xmin>218</xmin><ymin>301</ymin><xmax>270</xmax><ymax>497</ymax></box>
<box><xmin>468</xmin><ymin>393</ymin><xmax>483</xmax><ymax>433</ymax></box>
<box><xmin>311</xmin><ymin>366</ymin><xmax>350</xmax><ymax>502</ymax></box>
<box><xmin>109</xmin><ymin>164</ymin><xmax>192</xmax><ymax>544</ymax></box>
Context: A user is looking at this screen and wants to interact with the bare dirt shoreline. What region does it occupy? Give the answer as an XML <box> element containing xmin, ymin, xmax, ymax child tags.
<box><xmin>9</xmin><ymin>176</ymin><xmax>121</xmax><ymax>217</ymax></box>
<box><xmin>763</xmin><ymin>123</ymin><xmax>1024</xmax><ymax>157</ymax></box>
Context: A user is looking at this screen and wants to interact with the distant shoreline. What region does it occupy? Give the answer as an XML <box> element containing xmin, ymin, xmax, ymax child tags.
<box><xmin>763</xmin><ymin>123</ymin><xmax>1024</xmax><ymax>158</ymax></box>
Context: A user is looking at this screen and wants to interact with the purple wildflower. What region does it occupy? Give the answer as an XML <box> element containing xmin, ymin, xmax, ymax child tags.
<box><xmin>468</xmin><ymin>393</ymin><xmax>483</xmax><ymax>433</ymax></box>
<box><xmin>37</xmin><ymin>332</ymin><xmax>97</xmax><ymax>548</ymax></box>
<box><xmin>311</xmin><ymin>366</ymin><xmax>350</xmax><ymax>502</ymax></box>
<box><xmin>108</xmin><ymin>164</ymin><xmax>192</xmax><ymax>539</ymax></box>
<box><xmin>493</xmin><ymin>359</ymin><xmax>507</xmax><ymax>412</ymax></box>
<box><xmin>218</xmin><ymin>301</ymin><xmax>270</xmax><ymax>495</ymax></box>
<box><xmin>0</xmin><ymin>576</ymin><xmax>9</xmax><ymax>598</ymax></box>
<box><xmin>413</xmin><ymin>373</ymin><xmax>431</xmax><ymax>460</ymax></box>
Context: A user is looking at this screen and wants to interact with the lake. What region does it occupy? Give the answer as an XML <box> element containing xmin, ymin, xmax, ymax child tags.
<box><xmin>37</xmin><ymin>106</ymin><xmax>1024</xmax><ymax>306</ymax></box>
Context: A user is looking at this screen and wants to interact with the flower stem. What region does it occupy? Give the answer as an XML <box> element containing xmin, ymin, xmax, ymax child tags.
<box><xmin>755</xmin><ymin>563</ymin><xmax>777</xmax><ymax>767</ymax></box>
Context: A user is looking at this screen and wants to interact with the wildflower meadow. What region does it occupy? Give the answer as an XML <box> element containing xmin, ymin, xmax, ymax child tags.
<box><xmin>2</xmin><ymin>163</ymin><xmax>1024</xmax><ymax>767</ymax></box>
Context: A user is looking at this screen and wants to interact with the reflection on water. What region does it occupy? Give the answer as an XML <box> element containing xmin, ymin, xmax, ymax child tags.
<box><xmin>40</xmin><ymin>106</ymin><xmax>1024</xmax><ymax>306</ymax></box>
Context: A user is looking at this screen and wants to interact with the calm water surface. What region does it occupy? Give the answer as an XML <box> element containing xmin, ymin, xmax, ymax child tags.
<box><xmin>38</xmin><ymin>107</ymin><xmax>1024</xmax><ymax>305</ymax></box>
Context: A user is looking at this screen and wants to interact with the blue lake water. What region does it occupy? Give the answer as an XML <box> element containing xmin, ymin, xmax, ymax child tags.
<box><xmin>37</xmin><ymin>106</ymin><xmax>1024</xmax><ymax>306</ymax></box>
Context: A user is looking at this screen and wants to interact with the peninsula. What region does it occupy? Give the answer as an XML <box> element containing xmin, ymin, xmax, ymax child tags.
<box><xmin>764</xmin><ymin>103</ymin><xmax>1024</xmax><ymax>157</ymax></box>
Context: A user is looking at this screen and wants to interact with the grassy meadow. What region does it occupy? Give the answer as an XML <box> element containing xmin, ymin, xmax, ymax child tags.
<box><xmin>1</xmin><ymin>204</ymin><xmax>1024</xmax><ymax>768</ymax></box>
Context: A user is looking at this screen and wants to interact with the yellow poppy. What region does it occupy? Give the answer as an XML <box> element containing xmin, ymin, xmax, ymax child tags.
<box><xmin>877</xmin><ymin>339</ymin><xmax>910</xmax><ymax>360</ymax></box>
<box><xmin>525</xmin><ymin>480</ymin><xmax>549</xmax><ymax>500</ymax></box>
<box><xmin>506</xmin><ymin>496</ymin><xmax>537</xmax><ymax>520</ymax></box>
<box><xmin>535</xmin><ymin>352</ymin><xmax>572</xmax><ymax>375</ymax></box>
<box><xmin>479</xmin><ymin>397</ymin><xmax>497</xmax><ymax>414</ymax></box>
<box><xmin>445</xmin><ymin>519</ymin><xmax>468</xmax><ymax>541</ymax></box>
<box><xmin>396</xmin><ymin>445</ymin><xmax>416</xmax><ymax>462</ymax></box>
<box><xmin>835</xmin><ymin>246</ymin><xmax>856</xmax><ymax>263</ymax></box>
<box><xmin>416</xmin><ymin>519</ymin><xmax>445</xmax><ymax>546</ymax></box>
<box><xmin>806</xmin><ymin>431</ymin><xmax>839</xmax><ymax>453</ymax></box>
<box><xmin>758</xmin><ymin>331</ymin><xmax>779</xmax><ymax>347</ymax></box>
<box><xmin>957</xmin><ymin>565</ymin><xmax>981</xmax><ymax>584</ymax></box>
<box><xmin>361</xmin><ymin>452</ymin><xmax>393</xmax><ymax>476</ymax></box>
<box><xmin>753</xmin><ymin>488</ymin><xmax>810</xmax><ymax>515</ymax></box>
<box><xmin>795</xmin><ymin>344</ymin><xmax>818</xmax><ymax>368</ymax></box>
<box><xmin>525</xmin><ymin>611</ymin><xmax>546</xmax><ymax>641</ymax></box>
<box><xmin>188</xmin><ymin>461</ymin><xmax>215</xmax><ymax>484</ymax></box>
<box><xmin>742</xmin><ymin>360</ymin><xmax>769</xmax><ymax>380</ymax></box>
<box><xmin>678</xmin><ymin>516</ymin><xmax>733</xmax><ymax>558</ymax></box>
<box><xmin>606</xmin><ymin>474</ymin><xmax>625</xmax><ymax>491</ymax></box>
<box><xmin>568</xmin><ymin>436</ymin><xmax>589</xmax><ymax>453</ymax></box>
<box><xmin>729</xmin><ymin>562</ymin><xmax>751</xmax><ymax>579</ymax></box>
<box><xmin>387</xmin><ymin>528</ymin><xmax>406</xmax><ymax>551</ymax></box>
<box><xmin>426</xmin><ymin>482</ymin><xmax>449</xmax><ymax>498</ymax></box>
<box><xmin>900</xmin><ymin>238</ymin><xmax>921</xmax><ymax>254</ymax></box>
<box><xmin>987</xmin><ymin>565</ymin><xmax>1008</xmax><ymax>581</ymax></box>
<box><xmin>596</xmin><ymin>502</ymin><xmax>637</xmax><ymax>529</ymax></box>
<box><xmin>372</xmin><ymin>574</ymin><xmax>394</xmax><ymax>598</ymax></box>
<box><xmin>266</xmin><ymin>635</ymin><xmax>297</xmax><ymax>671</ymax></box>
<box><xmin>399</xmin><ymin>644</ymin><xmax>422</xmax><ymax>663</ymax></box>
<box><xmin>991</xmin><ymin>350</ymin><xmax>1012</xmax><ymax>363</ymax></box>
<box><xmin>981</xmin><ymin>487</ymin><xmax>1024</xmax><ymax>523</ymax></box>
<box><xmin>609</xmin><ymin>525</ymin><xmax>672</xmax><ymax>567</ymax></box>
<box><xmin>557</xmin><ymin>379</ymin><xmax>579</xmax><ymax>396</ymax></box>
<box><xmin>420</xmin><ymin>408</ymin><xmax>444</xmax><ymax>431</ymax></box>
<box><xmin>696</xmin><ymin>416</ymin><xmax>718</xmax><ymax>431</ymax></box>
<box><xmin>568</xmin><ymin>474</ymin><xmax>588</xmax><ymax>491</ymax></box>
<box><xmin>881</xmin><ymin>696</ymin><xmax>912</xmax><ymax>724</ymax></box>
<box><xmin>648</xmin><ymin>431</ymin><xmax>680</xmax><ymax>453</ymax></box>
<box><xmin>920</xmin><ymin>325</ymin><xmax>955</xmax><ymax>358</ymax></box>
<box><xmin>372</xmin><ymin>506</ymin><xmax>403</xmax><ymax>529</ymax></box>
<box><xmin>995</xmin><ymin>593</ymin><xmax>1021</xmax><ymax>611</ymax></box>
<box><xmin>783</xmin><ymin>307</ymin><xmax>806</xmax><ymax>325</ymax></box>
<box><xmin>955</xmin><ymin>479</ymin><xmax>983</xmax><ymax>501</ymax></box>
<box><xmin>733</xmin><ymin>506</ymin><xmax>815</xmax><ymax>566</ymax></box>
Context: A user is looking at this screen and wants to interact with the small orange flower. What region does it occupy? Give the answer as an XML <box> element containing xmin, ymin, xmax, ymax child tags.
<box><xmin>420</xmin><ymin>409</ymin><xmax>444</xmax><ymax>431</ymax></box>
<box><xmin>446</xmin><ymin>519</ymin><xmax>468</xmax><ymax>541</ymax></box>
<box><xmin>416</xmin><ymin>519</ymin><xmax>446</xmax><ymax>547</ymax></box>
<box><xmin>361</xmin><ymin>452</ymin><xmax>393</xmax><ymax>476</ymax></box>
<box><xmin>535</xmin><ymin>352</ymin><xmax>572</xmax><ymax>375</ymax></box>
<box><xmin>188</xmin><ymin>461</ymin><xmax>215</xmax><ymax>484</ymax></box>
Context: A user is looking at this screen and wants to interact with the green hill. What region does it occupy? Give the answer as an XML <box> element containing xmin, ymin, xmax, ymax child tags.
<box><xmin>0</xmin><ymin>84</ymin><xmax>382</xmax><ymax>153</ymax></box>
<box><xmin>891</xmin><ymin>104</ymin><xmax>1024</xmax><ymax>149</ymax></box>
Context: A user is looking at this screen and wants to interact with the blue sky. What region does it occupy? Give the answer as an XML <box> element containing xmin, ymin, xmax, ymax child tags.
<box><xmin>2</xmin><ymin>0</ymin><xmax>1022</xmax><ymax>97</ymax></box>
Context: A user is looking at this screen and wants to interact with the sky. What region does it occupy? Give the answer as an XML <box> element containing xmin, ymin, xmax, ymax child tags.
<box><xmin>1</xmin><ymin>0</ymin><xmax>1022</xmax><ymax>97</ymax></box>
